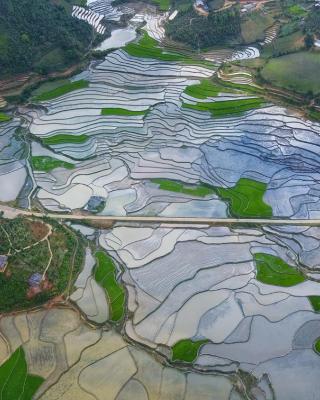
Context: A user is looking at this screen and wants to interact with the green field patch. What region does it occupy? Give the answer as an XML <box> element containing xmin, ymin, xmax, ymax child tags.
<box><xmin>94</xmin><ymin>251</ymin><xmax>125</xmax><ymax>322</ymax></box>
<box><xmin>101</xmin><ymin>108</ymin><xmax>149</xmax><ymax>117</ymax></box>
<box><xmin>0</xmin><ymin>346</ymin><xmax>44</xmax><ymax>400</ymax></box>
<box><xmin>308</xmin><ymin>109</ymin><xmax>320</xmax><ymax>122</ymax></box>
<box><xmin>152</xmin><ymin>179</ymin><xmax>216</xmax><ymax>197</ymax></box>
<box><xmin>0</xmin><ymin>112</ymin><xmax>11</xmax><ymax>122</ymax></box>
<box><xmin>314</xmin><ymin>337</ymin><xmax>320</xmax><ymax>355</ymax></box>
<box><xmin>261</xmin><ymin>52</ymin><xmax>320</xmax><ymax>95</ymax></box>
<box><xmin>255</xmin><ymin>253</ymin><xmax>306</xmax><ymax>287</ymax></box>
<box><xmin>172</xmin><ymin>339</ymin><xmax>209</xmax><ymax>363</ymax></box>
<box><xmin>124</xmin><ymin>32</ymin><xmax>214</xmax><ymax>68</ymax></box>
<box><xmin>214</xmin><ymin>178</ymin><xmax>272</xmax><ymax>218</ymax></box>
<box><xmin>152</xmin><ymin>177</ymin><xmax>272</xmax><ymax>217</ymax></box>
<box><xmin>34</xmin><ymin>79</ymin><xmax>89</xmax><ymax>101</ymax></box>
<box><xmin>31</xmin><ymin>156</ymin><xmax>74</xmax><ymax>172</ymax></box>
<box><xmin>309</xmin><ymin>296</ymin><xmax>320</xmax><ymax>312</ymax></box>
<box><xmin>152</xmin><ymin>0</ymin><xmax>170</xmax><ymax>11</ymax></box>
<box><xmin>184</xmin><ymin>79</ymin><xmax>220</xmax><ymax>99</ymax></box>
<box><xmin>42</xmin><ymin>134</ymin><xmax>89</xmax><ymax>146</ymax></box>
<box><xmin>183</xmin><ymin>97</ymin><xmax>265</xmax><ymax>117</ymax></box>
<box><xmin>288</xmin><ymin>4</ymin><xmax>306</xmax><ymax>17</ymax></box>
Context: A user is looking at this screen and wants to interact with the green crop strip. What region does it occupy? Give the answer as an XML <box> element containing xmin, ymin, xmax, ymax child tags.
<box><xmin>34</xmin><ymin>79</ymin><xmax>89</xmax><ymax>101</ymax></box>
<box><xmin>31</xmin><ymin>156</ymin><xmax>74</xmax><ymax>172</ymax></box>
<box><xmin>0</xmin><ymin>113</ymin><xmax>11</xmax><ymax>122</ymax></box>
<box><xmin>94</xmin><ymin>251</ymin><xmax>125</xmax><ymax>323</ymax></box>
<box><xmin>184</xmin><ymin>79</ymin><xmax>220</xmax><ymax>99</ymax></box>
<box><xmin>0</xmin><ymin>346</ymin><xmax>44</xmax><ymax>400</ymax></box>
<box><xmin>123</xmin><ymin>32</ymin><xmax>214</xmax><ymax>68</ymax></box>
<box><xmin>183</xmin><ymin>97</ymin><xmax>265</xmax><ymax>117</ymax></box>
<box><xmin>152</xmin><ymin>177</ymin><xmax>272</xmax><ymax>218</ymax></box>
<box><xmin>152</xmin><ymin>179</ymin><xmax>216</xmax><ymax>197</ymax></box>
<box><xmin>309</xmin><ymin>296</ymin><xmax>320</xmax><ymax>312</ymax></box>
<box><xmin>254</xmin><ymin>253</ymin><xmax>306</xmax><ymax>287</ymax></box>
<box><xmin>101</xmin><ymin>108</ymin><xmax>148</xmax><ymax>116</ymax></box>
<box><xmin>214</xmin><ymin>178</ymin><xmax>272</xmax><ymax>218</ymax></box>
<box><xmin>42</xmin><ymin>134</ymin><xmax>89</xmax><ymax>145</ymax></box>
<box><xmin>314</xmin><ymin>338</ymin><xmax>320</xmax><ymax>355</ymax></box>
<box><xmin>171</xmin><ymin>339</ymin><xmax>209</xmax><ymax>363</ymax></box>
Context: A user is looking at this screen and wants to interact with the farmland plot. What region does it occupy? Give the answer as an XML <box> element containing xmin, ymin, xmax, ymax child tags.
<box><xmin>0</xmin><ymin>307</ymin><xmax>241</xmax><ymax>400</ymax></box>
<box><xmin>0</xmin><ymin>119</ymin><xmax>29</xmax><ymax>206</ymax></box>
<box><xmin>100</xmin><ymin>223</ymin><xmax>320</xmax><ymax>400</ymax></box>
<box><xmin>21</xmin><ymin>30</ymin><xmax>320</xmax><ymax>218</ymax></box>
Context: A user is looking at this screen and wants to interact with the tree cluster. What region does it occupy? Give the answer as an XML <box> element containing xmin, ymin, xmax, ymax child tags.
<box><xmin>304</xmin><ymin>7</ymin><xmax>320</xmax><ymax>37</ymax></box>
<box><xmin>0</xmin><ymin>0</ymin><xmax>92</xmax><ymax>76</ymax></box>
<box><xmin>165</xmin><ymin>6</ymin><xmax>241</xmax><ymax>49</ymax></box>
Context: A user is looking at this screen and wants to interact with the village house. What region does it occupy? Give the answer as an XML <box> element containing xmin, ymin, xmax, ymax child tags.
<box><xmin>0</xmin><ymin>255</ymin><xmax>8</xmax><ymax>273</ymax></box>
<box><xmin>194</xmin><ymin>0</ymin><xmax>210</xmax><ymax>16</ymax></box>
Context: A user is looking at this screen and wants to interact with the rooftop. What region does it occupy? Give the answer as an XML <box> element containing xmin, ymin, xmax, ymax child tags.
<box><xmin>0</xmin><ymin>255</ymin><xmax>8</xmax><ymax>271</ymax></box>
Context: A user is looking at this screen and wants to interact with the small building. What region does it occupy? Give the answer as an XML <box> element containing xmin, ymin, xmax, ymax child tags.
<box><xmin>0</xmin><ymin>255</ymin><xmax>8</xmax><ymax>272</ymax></box>
<box><xmin>86</xmin><ymin>196</ymin><xmax>106</xmax><ymax>212</ymax></box>
<box><xmin>28</xmin><ymin>273</ymin><xmax>43</xmax><ymax>287</ymax></box>
<box><xmin>194</xmin><ymin>0</ymin><xmax>210</xmax><ymax>16</ymax></box>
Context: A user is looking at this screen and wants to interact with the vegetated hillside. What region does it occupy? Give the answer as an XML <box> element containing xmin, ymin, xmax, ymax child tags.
<box><xmin>0</xmin><ymin>0</ymin><xmax>92</xmax><ymax>77</ymax></box>
<box><xmin>304</xmin><ymin>6</ymin><xmax>320</xmax><ymax>36</ymax></box>
<box><xmin>165</xmin><ymin>6</ymin><xmax>241</xmax><ymax>49</ymax></box>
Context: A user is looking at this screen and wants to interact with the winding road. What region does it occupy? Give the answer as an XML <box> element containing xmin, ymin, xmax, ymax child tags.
<box><xmin>1</xmin><ymin>204</ymin><xmax>320</xmax><ymax>226</ymax></box>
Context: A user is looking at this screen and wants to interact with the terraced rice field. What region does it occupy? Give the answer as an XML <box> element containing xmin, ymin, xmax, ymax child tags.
<box><xmin>2</xmin><ymin>9</ymin><xmax>320</xmax><ymax>399</ymax></box>
<box><xmin>183</xmin><ymin>97</ymin><xmax>266</xmax><ymax>118</ymax></box>
<box><xmin>101</xmin><ymin>107</ymin><xmax>149</xmax><ymax>116</ymax></box>
<box><xmin>99</xmin><ymin>222</ymin><xmax>320</xmax><ymax>399</ymax></box>
<box><xmin>34</xmin><ymin>80</ymin><xmax>89</xmax><ymax>102</ymax></box>
<box><xmin>0</xmin><ymin>113</ymin><xmax>11</xmax><ymax>122</ymax></box>
<box><xmin>0</xmin><ymin>347</ymin><xmax>44</xmax><ymax>400</ymax></box>
<box><xmin>20</xmin><ymin>37</ymin><xmax>320</xmax><ymax>219</ymax></box>
<box><xmin>0</xmin><ymin>307</ymin><xmax>240</xmax><ymax>400</ymax></box>
<box><xmin>94</xmin><ymin>251</ymin><xmax>125</xmax><ymax>322</ymax></box>
<box><xmin>31</xmin><ymin>156</ymin><xmax>74</xmax><ymax>172</ymax></box>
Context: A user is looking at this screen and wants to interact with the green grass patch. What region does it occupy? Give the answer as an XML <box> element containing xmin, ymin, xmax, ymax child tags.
<box><xmin>172</xmin><ymin>339</ymin><xmax>209</xmax><ymax>363</ymax></box>
<box><xmin>214</xmin><ymin>178</ymin><xmax>272</xmax><ymax>218</ymax></box>
<box><xmin>94</xmin><ymin>251</ymin><xmax>125</xmax><ymax>322</ymax></box>
<box><xmin>34</xmin><ymin>79</ymin><xmax>89</xmax><ymax>101</ymax></box>
<box><xmin>261</xmin><ymin>52</ymin><xmax>320</xmax><ymax>96</ymax></box>
<box><xmin>0</xmin><ymin>112</ymin><xmax>11</xmax><ymax>122</ymax></box>
<box><xmin>101</xmin><ymin>108</ymin><xmax>149</xmax><ymax>117</ymax></box>
<box><xmin>42</xmin><ymin>134</ymin><xmax>89</xmax><ymax>146</ymax></box>
<box><xmin>255</xmin><ymin>253</ymin><xmax>306</xmax><ymax>287</ymax></box>
<box><xmin>184</xmin><ymin>79</ymin><xmax>220</xmax><ymax>99</ymax></box>
<box><xmin>152</xmin><ymin>179</ymin><xmax>216</xmax><ymax>197</ymax></box>
<box><xmin>314</xmin><ymin>337</ymin><xmax>320</xmax><ymax>355</ymax></box>
<box><xmin>0</xmin><ymin>346</ymin><xmax>44</xmax><ymax>400</ymax></box>
<box><xmin>309</xmin><ymin>296</ymin><xmax>320</xmax><ymax>312</ymax></box>
<box><xmin>183</xmin><ymin>97</ymin><xmax>265</xmax><ymax>117</ymax></box>
<box><xmin>124</xmin><ymin>32</ymin><xmax>214</xmax><ymax>68</ymax></box>
<box><xmin>31</xmin><ymin>156</ymin><xmax>74</xmax><ymax>172</ymax></box>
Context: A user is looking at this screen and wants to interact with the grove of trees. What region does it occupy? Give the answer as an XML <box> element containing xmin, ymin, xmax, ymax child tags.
<box><xmin>165</xmin><ymin>6</ymin><xmax>241</xmax><ymax>49</ymax></box>
<box><xmin>0</xmin><ymin>0</ymin><xmax>92</xmax><ymax>76</ymax></box>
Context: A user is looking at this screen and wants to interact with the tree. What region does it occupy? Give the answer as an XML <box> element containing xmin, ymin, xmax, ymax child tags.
<box><xmin>304</xmin><ymin>33</ymin><xmax>314</xmax><ymax>50</ymax></box>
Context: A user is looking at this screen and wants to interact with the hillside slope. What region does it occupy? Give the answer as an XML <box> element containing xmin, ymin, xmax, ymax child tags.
<box><xmin>0</xmin><ymin>0</ymin><xmax>92</xmax><ymax>76</ymax></box>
